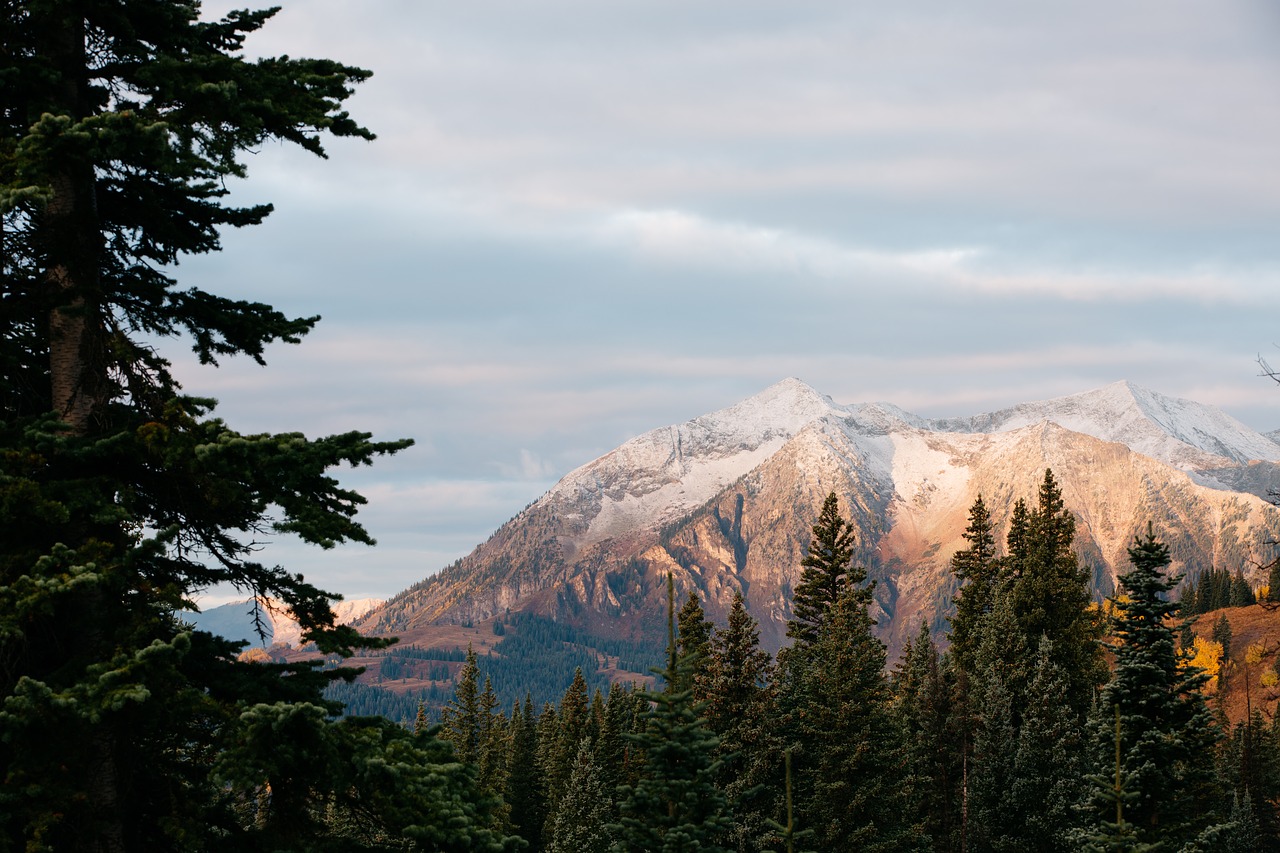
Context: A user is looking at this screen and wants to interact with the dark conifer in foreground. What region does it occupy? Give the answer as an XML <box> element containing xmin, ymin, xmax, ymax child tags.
<box><xmin>441</xmin><ymin>646</ymin><xmax>483</xmax><ymax>765</ymax></box>
<box><xmin>1084</xmin><ymin>527</ymin><xmax>1221</xmax><ymax>848</ymax></box>
<box><xmin>948</xmin><ymin>494</ymin><xmax>998</xmax><ymax>674</ymax></box>
<box><xmin>1008</xmin><ymin>469</ymin><xmax>1107</xmax><ymax>717</ymax></box>
<box><xmin>702</xmin><ymin>591</ymin><xmax>781</xmax><ymax>853</ymax></box>
<box><xmin>784</xmin><ymin>585</ymin><xmax>916</xmax><ymax>851</ymax></box>
<box><xmin>787</xmin><ymin>491</ymin><xmax>863</xmax><ymax>646</ymax></box>
<box><xmin>677</xmin><ymin>589</ymin><xmax>714</xmax><ymax>696</ymax></box>
<box><xmin>612</xmin><ymin>574</ymin><xmax>733</xmax><ymax>853</ymax></box>
<box><xmin>507</xmin><ymin>695</ymin><xmax>546</xmax><ymax>850</ymax></box>
<box><xmin>894</xmin><ymin>623</ymin><xmax>962</xmax><ymax>852</ymax></box>
<box><xmin>1010</xmin><ymin>637</ymin><xmax>1084</xmax><ymax>851</ymax></box>
<box><xmin>547</xmin><ymin>738</ymin><xmax>616</xmax><ymax>853</ymax></box>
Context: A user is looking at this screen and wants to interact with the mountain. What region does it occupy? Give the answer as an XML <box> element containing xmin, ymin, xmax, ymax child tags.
<box><xmin>358</xmin><ymin>380</ymin><xmax>1280</xmax><ymax>660</ymax></box>
<box><xmin>185</xmin><ymin>596</ymin><xmax>384</xmax><ymax>648</ymax></box>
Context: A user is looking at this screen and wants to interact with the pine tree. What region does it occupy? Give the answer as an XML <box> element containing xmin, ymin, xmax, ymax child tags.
<box><xmin>1009</xmin><ymin>637</ymin><xmax>1085</xmax><ymax>851</ymax></box>
<box><xmin>701</xmin><ymin>591</ymin><xmax>780</xmax><ymax>853</ymax></box>
<box><xmin>968</xmin><ymin>670</ymin><xmax>1020</xmax><ymax>852</ymax></box>
<box><xmin>1084</xmin><ymin>527</ymin><xmax>1222</xmax><ymax>848</ymax></box>
<box><xmin>612</xmin><ymin>574</ymin><xmax>734</xmax><ymax>852</ymax></box>
<box><xmin>1007</xmin><ymin>469</ymin><xmax>1107</xmax><ymax>717</ymax></box>
<box><xmin>596</xmin><ymin>683</ymin><xmax>629</xmax><ymax>796</ymax></box>
<box><xmin>948</xmin><ymin>494</ymin><xmax>998</xmax><ymax>673</ymax></box>
<box><xmin>547</xmin><ymin>738</ymin><xmax>617</xmax><ymax>853</ymax></box>
<box><xmin>965</xmin><ymin>595</ymin><xmax>1026</xmax><ymax>851</ymax></box>
<box><xmin>0</xmin><ymin>4</ymin><xmax>450</xmax><ymax>847</ymax></box>
<box><xmin>441</xmin><ymin>646</ymin><xmax>483</xmax><ymax>765</ymax></box>
<box><xmin>478</xmin><ymin>676</ymin><xmax>512</xmax><ymax>829</ymax></box>
<box><xmin>1230</xmin><ymin>571</ymin><xmax>1256</xmax><ymax>607</ymax></box>
<box><xmin>780</xmin><ymin>586</ymin><xmax>913</xmax><ymax>851</ymax></box>
<box><xmin>894</xmin><ymin>623</ymin><xmax>962</xmax><ymax>852</ymax></box>
<box><xmin>506</xmin><ymin>695</ymin><xmax>545</xmax><ymax>850</ymax></box>
<box><xmin>542</xmin><ymin>666</ymin><xmax>590</xmax><ymax>833</ymax></box>
<box><xmin>787</xmin><ymin>491</ymin><xmax>864</xmax><ymax>646</ymax></box>
<box><xmin>677</xmin><ymin>589</ymin><xmax>714</xmax><ymax>695</ymax></box>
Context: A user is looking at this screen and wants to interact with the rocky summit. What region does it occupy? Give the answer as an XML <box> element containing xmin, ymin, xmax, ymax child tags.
<box><xmin>357</xmin><ymin>379</ymin><xmax>1280</xmax><ymax>660</ymax></box>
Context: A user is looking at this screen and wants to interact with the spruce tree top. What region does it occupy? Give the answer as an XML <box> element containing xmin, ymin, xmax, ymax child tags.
<box><xmin>788</xmin><ymin>491</ymin><xmax>868</xmax><ymax>646</ymax></box>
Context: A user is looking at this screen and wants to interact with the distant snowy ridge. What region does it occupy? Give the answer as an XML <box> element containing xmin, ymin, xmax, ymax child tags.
<box><xmin>925</xmin><ymin>381</ymin><xmax>1280</xmax><ymax>469</ymax></box>
<box><xmin>539</xmin><ymin>378</ymin><xmax>1280</xmax><ymax>548</ymax></box>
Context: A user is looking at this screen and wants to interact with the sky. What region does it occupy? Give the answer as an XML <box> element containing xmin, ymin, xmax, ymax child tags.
<box><xmin>180</xmin><ymin>0</ymin><xmax>1280</xmax><ymax>604</ymax></box>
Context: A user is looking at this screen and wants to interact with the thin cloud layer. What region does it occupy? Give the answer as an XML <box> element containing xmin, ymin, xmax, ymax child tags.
<box><xmin>176</xmin><ymin>0</ymin><xmax>1280</xmax><ymax>599</ymax></box>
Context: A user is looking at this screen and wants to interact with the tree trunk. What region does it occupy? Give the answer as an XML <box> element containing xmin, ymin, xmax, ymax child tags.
<box><xmin>41</xmin><ymin>8</ymin><xmax>107</xmax><ymax>435</ymax></box>
<box><xmin>39</xmin><ymin>12</ymin><xmax>123</xmax><ymax>852</ymax></box>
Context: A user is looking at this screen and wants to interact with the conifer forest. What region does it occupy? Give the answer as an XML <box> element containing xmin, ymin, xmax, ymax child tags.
<box><xmin>3</xmin><ymin>3</ymin><xmax>1280</xmax><ymax>851</ymax></box>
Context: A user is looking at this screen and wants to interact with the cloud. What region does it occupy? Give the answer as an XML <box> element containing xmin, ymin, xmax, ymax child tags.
<box><xmin>597</xmin><ymin>208</ymin><xmax>981</xmax><ymax>280</ymax></box>
<box><xmin>595</xmin><ymin>208</ymin><xmax>1269</xmax><ymax>303</ymax></box>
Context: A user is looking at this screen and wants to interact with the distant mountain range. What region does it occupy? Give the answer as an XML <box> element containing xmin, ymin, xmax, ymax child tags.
<box><xmin>185</xmin><ymin>597</ymin><xmax>384</xmax><ymax>648</ymax></box>
<box><xmin>357</xmin><ymin>379</ymin><xmax>1280</xmax><ymax>660</ymax></box>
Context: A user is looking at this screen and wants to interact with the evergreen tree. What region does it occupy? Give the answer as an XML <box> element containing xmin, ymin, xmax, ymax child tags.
<box><xmin>894</xmin><ymin>623</ymin><xmax>962</xmax><ymax>852</ymax></box>
<box><xmin>948</xmin><ymin>494</ymin><xmax>998</xmax><ymax>673</ymax></box>
<box><xmin>1214</xmin><ymin>612</ymin><xmax>1234</xmax><ymax>662</ymax></box>
<box><xmin>441</xmin><ymin>646</ymin><xmax>482</xmax><ymax>765</ymax></box>
<box><xmin>1230</xmin><ymin>571</ymin><xmax>1256</xmax><ymax>608</ymax></box>
<box><xmin>1078</xmin><ymin>708</ymin><xmax>1160</xmax><ymax>853</ymax></box>
<box><xmin>701</xmin><ymin>591</ymin><xmax>780</xmax><ymax>853</ymax></box>
<box><xmin>1223</xmin><ymin>790</ymin><xmax>1264</xmax><ymax>853</ymax></box>
<box><xmin>1007</xmin><ymin>469</ymin><xmax>1107</xmax><ymax>717</ymax></box>
<box><xmin>677</xmin><ymin>589</ymin><xmax>714</xmax><ymax>695</ymax></box>
<box><xmin>478</xmin><ymin>676</ymin><xmax>512</xmax><ymax>829</ymax></box>
<box><xmin>542</xmin><ymin>666</ymin><xmax>590</xmax><ymax>832</ymax></box>
<box><xmin>968</xmin><ymin>669</ymin><xmax>1020</xmax><ymax>853</ymax></box>
<box><xmin>1084</xmin><ymin>527</ymin><xmax>1222</xmax><ymax>848</ymax></box>
<box><xmin>1218</xmin><ymin>710</ymin><xmax>1280</xmax><ymax>850</ymax></box>
<box><xmin>786</xmin><ymin>491</ymin><xmax>864</xmax><ymax>646</ymax></box>
<box><xmin>965</xmin><ymin>594</ymin><xmax>1027</xmax><ymax>851</ymax></box>
<box><xmin>612</xmin><ymin>574</ymin><xmax>733</xmax><ymax>852</ymax></box>
<box><xmin>1009</xmin><ymin>636</ymin><xmax>1085</xmax><ymax>851</ymax></box>
<box><xmin>547</xmin><ymin>738</ymin><xmax>617</xmax><ymax>853</ymax></box>
<box><xmin>596</xmin><ymin>683</ymin><xmax>629</xmax><ymax>796</ymax></box>
<box><xmin>506</xmin><ymin>695</ymin><xmax>545</xmax><ymax>850</ymax></box>
<box><xmin>780</xmin><ymin>586</ymin><xmax>914</xmax><ymax>851</ymax></box>
<box><xmin>0</xmin><ymin>3</ymin><xmax>478</xmax><ymax>848</ymax></box>
<box><xmin>1268</xmin><ymin>558</ymin><xmax>1280</xmax><ymax>605</ymax></box>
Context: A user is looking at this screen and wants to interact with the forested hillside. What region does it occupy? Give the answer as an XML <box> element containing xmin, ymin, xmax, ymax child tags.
<box><xmin>408</xmin><ymin>476</ymin><xmax>1280</xmax><ymax>851</ymax></box>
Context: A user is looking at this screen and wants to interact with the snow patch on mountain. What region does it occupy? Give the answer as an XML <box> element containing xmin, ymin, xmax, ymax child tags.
<box><xmin>927</xmin><ymin>381</ymin><xmax>1280</xmax><ymax>469</ymax></box>
<box><xmin>544</xmin><ymin>378</ymin><xmax>846</xmax><ymax>544</ymax></box>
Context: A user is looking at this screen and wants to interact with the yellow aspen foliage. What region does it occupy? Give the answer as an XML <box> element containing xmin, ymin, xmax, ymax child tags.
<box><xmin>1259</xmin><ymin>585</ymin><xmax>1271</xmax><ymax>601</ymax></box>
<box><xmin>1188</xmin><ymin>636</ymin><xmax>1223</xmax><ymax>694</ymax></box>
<box><xmin>1245</xmin><ymin>643</ymin><xmax>1266</xmax><ymax>667</ymax></box>
<box><xmin>1261</xmin><ymin>671</ymin><xmax>1279</xmax><ymax>689</ymax></box>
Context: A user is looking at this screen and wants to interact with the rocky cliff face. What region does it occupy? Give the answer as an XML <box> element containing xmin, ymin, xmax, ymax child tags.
<box><xmin>358</xmin><ymin>379</ymin><xmax>1280</xmax><ymax>660</ymax></box>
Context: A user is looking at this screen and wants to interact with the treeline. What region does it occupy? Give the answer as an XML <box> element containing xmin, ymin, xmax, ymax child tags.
<box><xmin>1179</xmin><ymin>565</ymin><xmax>1258</xmax><ymax>615</ymax></box>
<box><xmin>338</xmin><ymin>615</ymin><xmax>667</xmax><ymax>724</ymax></box>
<box><xmin>424</xmin><ymin>471</ymin><xmax>1279</xmax><ymax>851</ymax></box>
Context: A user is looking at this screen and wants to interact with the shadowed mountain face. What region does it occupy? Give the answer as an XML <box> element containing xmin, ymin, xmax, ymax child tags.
<box><xmin>358</xmin><ymin>379</ymin><xmax>1280</xmax><ymax>661</ymax></box>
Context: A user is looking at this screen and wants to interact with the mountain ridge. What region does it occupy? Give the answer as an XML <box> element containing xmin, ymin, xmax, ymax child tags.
<box><xmin>358</xmin><ymin>380</ymin><xmax>1280</xmax><ymax>660</ymax></box>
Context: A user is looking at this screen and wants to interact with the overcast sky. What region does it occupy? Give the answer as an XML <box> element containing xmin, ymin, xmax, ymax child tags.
<box><xmin>182</xmin><ymin>0</ymin><xmax>1280</xmax><ymax>604</ymax></box>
